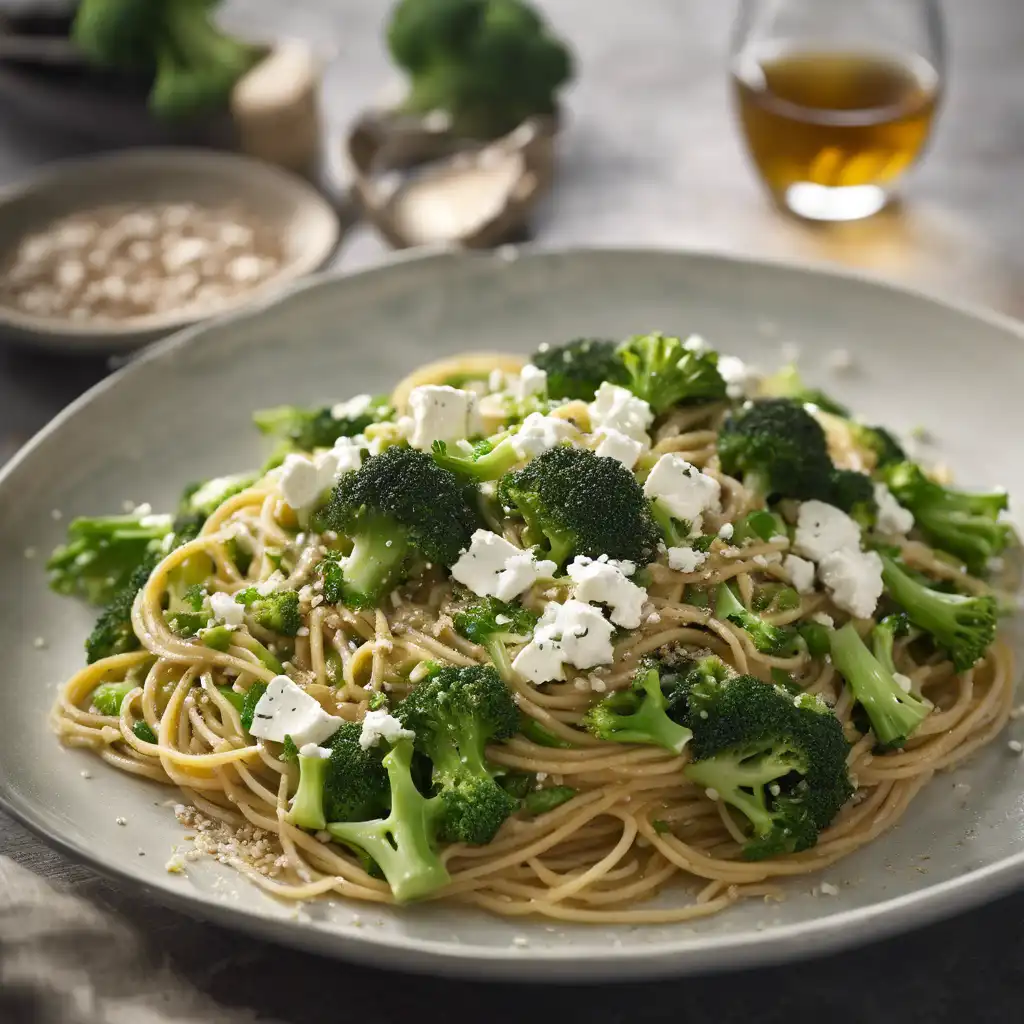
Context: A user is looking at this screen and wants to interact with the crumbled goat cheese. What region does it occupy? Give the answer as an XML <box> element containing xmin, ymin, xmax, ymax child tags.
<box><xmin>567</xmin><ymin>555</ymin><xmax>646</xmax><ymax>628</ymax></box>
<box><xmin>588</xmin><ymin>382</ymin><xmax>653</xmax><ymax>443</ymax></box>
<box><xmin>279</xmin><ymin>453</ymin><xmax>321</xmax><ymax>511</ymax></box>
<box><xmin>1008</xmin><ymin>740</ymin><xmax>1023</xmax><ymax>754</ymax></box>
<box><xmin>359</xmin><ymin>709</ymin><xmax>415</xmax><ymax>750</ymax></box>
<box><xmin>407</xmin><ymin>385</ymin><xmax>480</xmax><ymax>450</ymax></box>
<box><xmin>248</xmin><ymin>675</ymin><xmax>342</xmax><ymax>747</ymax></box>
<box><xmin>312</xmin><ymin>436</ymin><xmax>364</xmax><ymax>493</ymax></box>
<box><xmin>818</xmin><ymin>548</ymin><xmax>884</xmax><ymax>619</ymax></box>
<box><xmin>298</xmin><ymin>742</ymin><xmax>333</xmax><ymax>759</ymax></box>
<box><xmin>818</xmin><ymin>881</ymin><xmax>840</xmax><ymax>896</ymax></box>
<box><xmin>511</xmin><ymin>412</ymin><xmax>578</xmax><ymax>458</ymax></box>
<box><xmin>209</xmin><ymin>590</ymin><xmax>245</xmax><ymax>627</ymax></box>
<box><xmin>667</xmin><ymin>547</ymin><xmax>707</xmax><ymax>573</ymax></box>
<box><xmin>783</xmin><ymin>554</ymin><xmax>816</xmax><ymax>594</ymax></box>
<box><xmin>512</xmin><ymin>600</ymin><xmax>616</xmax><ymax>683</ymax></box>
<box><xmin>643</xmin><ymin>454</ymin><xmax>721</xmax><ymax>526</ymax></box>
<box><xmin>894</xmin><ymin>673</ymin><xmax>914</xmax><ymax>694</ymax></box>
<box><xmin>450</xmin><ymin>530</ymin><xmax>557</xmax><ymax>601</ymax></box>
<box><xmin>515</xmin><ymin>364</ymin><xmax>547</xmax><ymax>400</ymax></box>
<box><xmin>873</xmin><ymin>482</ymin><xmax>914</xmax><ymax>535</ymax></box>
<box><xmin>793</xmin><ymin>500</ymin><xmax>861</xmax><ymax>562</ymax></box>
<box><xmin>594</xmin><ymin>427</ymin><xmax>644</xmax><ymax>470</ymax></box>
<box><xmin>331</xmin><ymin>394</ymin><xmax>372</xmax><ymax>421</ymax></box>
<box><xmin>683</xmin><ymin>335</ymin><xmax>709</xmax><ymax>353</ymax></box>
<box><xmin>718</xmin><ymin>523</ymin><xmax>734</xmax><ymax>541</ymax></box>
<box><xmin>717</xmin><ymin>354</ymin><xmax>760</xmax><ymax>399</ymax></box>
<box><xmin>811</xmin><ymin>612</ymin><xmax>835</xmax><ymax>628</ymax></box>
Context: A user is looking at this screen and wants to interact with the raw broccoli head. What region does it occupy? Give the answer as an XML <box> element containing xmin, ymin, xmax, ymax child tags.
<box><xmin>453</xmin><ymin>596</ymin><xmax>539</xmax><ymax>681</ymax></box>
<box><xmin>715</xmin><ymin>581</ymin><xmax>800</xmax><ymax>657</ymax></box>
<box><xmin>880</xmin><ymin>554</ymin><xmax>997</xmax><ymax>671</ymax></box>
<box><xmin>680</xmin><ymin>671</ymin><xmax>853</xmax><ymax>860</ymax></box>
<box><xmin>583</xmin><ymin>661</ymin><xmax>693</xmax><ymax>754</ymax></box>
<box><xmin>829</xmin><ymin>619</ymin><xmax>930</xmax><ymax>749</ymax></box>
<box><xmin>397</xmin><ymin>664</ymin><xmax>519</xmax><ymax>845</ymax></box>
<box><xmin>530</xmin><ymin>338</ymin><xmax>627</xmax><ymax>401</ymax></box>
<box><xmin>320</xmin><ymin>446</ymin><xmax>479</xmax><ymax>608</ymax></box>
<box><xmin>84</xmin><ymin>558</ymin><xmax>155</xmax><ymax>663</ymax></box>
<box><xmin>388</xmin><ymin>0</ymin><xmax>573</xmax><ymax>139</ymax></box>
<box><xmin>234</xmin><ymin>587</ymin><xmax>302</xmax><ymax>636</ymax></box>
<box><xmin>253</xmin><ymin>397</ymin><xmax>390</xmax><ymax>463</ymax></box>
<box><xmin>616</xmin><ymin>332</ymin><xmax>726</xmax><ymax>414</ymax></box>
<box><xmin>497</xmin><ymin>445</ymin><xmax>662</xmax><ymax>567</ymax></box>
<box><xmin>883</xmin><ymin>462</ymin><xmax>1012</xmax><ymax>575</ymax></box>
<box><xmin>47</xmin><ymin>511</ymin><xmax>174</xmax><ymax>606</ymax></box>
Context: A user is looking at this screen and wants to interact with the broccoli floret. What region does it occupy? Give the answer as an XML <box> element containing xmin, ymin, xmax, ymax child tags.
<box><xmin>616</xmin><ymin>332</ymin><xmax>726</xmax><ymax>414</ymax></box>
<box><xmin>320</xmin><ymin>446</ymin><xmax>479</xmax><ymax>608</ymax></box>
<box><xmin>757</xmin><ymin>365</ymin><xmax>852</xmax><ymax>418</ymax></box>
<box><xmin>133</xmin><ymin>720</ymin><xmax>158</xmax><ymax>744</ymax></box>
<box><xmin>431</xmin><ymin>435</ymin><xmax>522</xmax><ymax>482</ymax></box>
<box><xmin>681</xmin><ymin>672</ymin><xmax>853</xmax><ymax>860</ymax></box>
<box><xmin>732</xmin><ymin>509</ymin><xmax>786</xmax><ymax>545</ymax></box>
<box><xmin>829</xmin><ymin>620</ymin><xmax>931</xmax><ymax>749</ymax></box>
<box><xmin>234</xmin><ymin>587</ymin><xmax>302</xmax><ymax>636</ymax></box>
<box><xmin>883</xmin><ymin>462</ymin><xmax>1012</xmax><ymax>575</ymax></box>
<box><xmin>880</xmin><ymin>554</ymin><xmax>997</xmax><ymax>671</ymax></box>
<box><xmin>240</xmin><ymin>682</ymin><xmax>268</xmax><ymax>732</ymax></box>
<box><xmin>718</xmin><ymin>399</ymin><xmax>873</xmax><ymax>516</ymax></box>
<box><xmin>452</xmin><ymin>596</ymin><xmax>539</xmax><ymax>682</ymax></box>
<box><xmin>387</xmin><ymin>0</ymin><xmax>573</xmax><ymax>140</ymax></box>
<box><xmin>530</xmin><ymin>338</ymin><xmax>626</xmax><ymax>401</ymax></box>
<box><xmin>715</xmin><ymin>582</ymin><xmax>799</xmax><ymax>656</ymax></box>
<box><xmin>851</xmin><ymin>424</ymin><xmax>906</xmax><ymax>470</ymax></box>
<box><xmin>48</xmin><ymin>511</ymin><xmax>174</xmax><ymax>606</ymax></box>
<box><xmin>498</xmin><ymin>446</ymin><xmax>662</xmax><ymax>567</ymax></box>
<box><xmin>84</xmin><ymin>558</ymin><xmax>155</xmax><ymax>663</ymax></box>
<box><xmin>320</xmin><ymin>721</ymin><xmax>391</xmax><ymax>822</ymax></box>
<box><xmin>397</xmin><ymin>664</ymin><xmax>519</xmax><ymax>845</ymax></box>
<box><xmin>179</xmin><ymin>473</ymin><xmax>258</xmax><ymax>518</ymax></box>
<box><xmin>165</xmin><ymin>581</ymin><xmax>208</xmax><ymax>637</ymax></box>
<box><xmin>327</xmin><ymin>738</ymin><xmax>450</xmax><ymax>903</ymax></box>
<box><xmin>583</xmin><ymin>661</ymin><xmax>692</xmax><ymax>753</ymax></box>
<box><xmin>253</xmin><ymin>397</ymin><xmax>390</xmax><ymax>463</ymax></box>
<box><xmin>73</xmin><ymin>0</ymin><xmax>261</xmax><ymax>120</ymax></box>
<box><xmin>89</xmin><ymin>680</ymin><xmax>136</xmax><ymax>716</ymax></box>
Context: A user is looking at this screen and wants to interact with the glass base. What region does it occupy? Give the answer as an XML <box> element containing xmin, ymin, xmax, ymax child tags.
<box><xmin>782</xmin><ymin>182</ymin><xmax>890</xmax><ymax>222</ymax></box>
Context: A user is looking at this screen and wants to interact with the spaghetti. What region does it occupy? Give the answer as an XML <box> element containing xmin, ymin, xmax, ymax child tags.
<box><xmin>51</xmin><ymin>344</ymin><xmax>1016</xmax><ymax>924</ymax></box>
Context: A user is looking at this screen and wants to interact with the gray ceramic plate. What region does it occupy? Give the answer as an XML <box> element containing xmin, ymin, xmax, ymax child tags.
<box><xmin>1</xmin><ymin>249</ymin><xmax>1021</xmax><ymax>981</ymax></box>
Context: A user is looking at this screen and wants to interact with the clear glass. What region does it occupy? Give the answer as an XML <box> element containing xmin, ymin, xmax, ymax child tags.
<box><xmin>730</xmin><ymin>0</ymin><xmax>946</xmax><ymax>221</ymax></box>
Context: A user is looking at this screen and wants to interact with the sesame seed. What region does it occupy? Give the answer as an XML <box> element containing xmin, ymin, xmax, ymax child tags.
<box><xmin>512</xmin><ymin>935</ymin><xmax>529</xmax><ymax>948</ymax></box>
<box><xmin>1008</xmin><ymin>740</ymin><xmax>1023</xmax><ymax>754</ymax></box>
<box><xmin>33</xmin><ymin>636</ymin><xmax>46</xmax><ymax>649</ymax></box>
<box><xmin>705</xmin><ymin>788</ymin><xmax>720</xmax><ymax>801</ymax></box>
<box><xmin>80</xmin><ymin>770</ymin><xmax>92</xmax><ymax>779</ymax></box>
<box><xmin>23</xmin><ymin>547</ymin><xmax>36</xmax><ymax>559</ymax></box>
<box><xmin>115</xmin><ymin>816</ymin><xmax>127</xmax><ymax>826</ymax></box>
<box><xmin>51</xmin><ymin>509</ymin><xmax>62</xmax><ymax>521</ymax></box>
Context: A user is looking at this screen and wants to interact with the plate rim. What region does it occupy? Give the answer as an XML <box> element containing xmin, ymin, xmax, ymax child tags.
<box><xmin>2</xmin><ymin>244</ymin><xmax>1022</xmax><ymax>980</ymax></box>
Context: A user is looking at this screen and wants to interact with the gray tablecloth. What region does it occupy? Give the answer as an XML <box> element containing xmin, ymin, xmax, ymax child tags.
<box><xmin>1</xmin><ymin>2</ymin><xmax>1023</xmax><ymax>1022</ymax></box>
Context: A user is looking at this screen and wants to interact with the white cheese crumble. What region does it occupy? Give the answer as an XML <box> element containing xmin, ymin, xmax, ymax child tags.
<box><xmin>683</xmin><ymin>334</ymin><xmax>709</xmax><ymax>353</ymax></box>
<box><xmin>894</xmin><ymin>673</ymin><xmax>914</xmax><ymax>694</ymax></box>
<box><xmin>667</xmin><ymin>546</ymin><xmax>707</xmax><ymax>573</ymax></box>
<box><xmin>792</xmin><ymin>501</ymin><xmax>861</xmax><ymax>562</ymax></box>
<box><xmin>515</xmin><ymin>364</ymin><xmax>547</xmax><ymax>400</ymax></box>
<box><xmin>811</xmin><ymin>612</ymin><xmax>835</xmax><ymax>628</ymax></box>
<box><xmin>717</xmin><ymin>354</ymin><xmax>759</xmax><ymax>399</ymax></box>
<box><xmin>567</xmin><ymin>555</ymin><xmax>646</xmax><ymax>628</ymax></box>
<box><xmin>209</xmin><ymin>591</ymin><xmax>245</xmax><ymax>627</ymax></box>
<box><xmin>783</xmin><ymin>554</ymin><xmax>816</xmax><ymax>595</ymax></box>
<box><xmin>874</xmin><ymin>482</ymin><xmax>914</xmax><ymax>536</ymax></box>
<box><xmin>594</xmin><ymin>427</ymin><xmax>644</xmax><ymax>470</ymax></box>
<box><xmin>817</xmin><ymin>548</ymin><xmax>884</xmax><ymax>619</ymax></box>
<box><xmin>718</xmin><ymin>522</ymin><xmax>734</xmax><ymax>541</ymax></box>
<box><xmin>358</xmin><ymin>709</ymin><xmax>415</xmax><ymax>750</ymax></box>
<box><xmin>406</xmin><ymin>385</ymin><xmax>480</xmax><ymax>450</ymax></box>
<box><xmin>331</xmin><ymin>394</ymin><xmax>372</xmax><ymax>421</ymax></box>
<box><xmin>643</xmin><ymin>453</ymin><xmax>721</xmax><ymax>528</ymax></box>
<box><xmin>588</xmin><ymin>382</ymin><xmax>653</xmax><ymax>444</ymax></box>
<box><xmin>511</xmin><ymin>412</ymin><xmax>578</xmax><ymax>458</ymax></box>
<box><xmin>450</xmin><ymin>529</ymin><xmax>557</xmax><ymax>601</ymax></box>
<box><xmin>298</xmin><ymin>742</ymin><xmax>333</xmax><ymax>759</ymax></box>
<box><xmin>249</xmin><ymin>676</ymin><xmax>342</xmax><ymax>747</ymax></box>
<box><xmin>279</xmin><ymin>453</ymin><xmax>321</xmax><ymax>511</ymax></box>
<box><xmin>818</xmin><ymin>881</ymin><xmax>840</xmax><ymax>896</ymax></box>
<box><xmin>312</xmin><ymin>436</ymin><xmax>364</xmax><ymax>494</ymax></box>
<box><xmin>512</xmin><ymin>600</ymin><xmax>616</xmax><ymax>684</ymax></box>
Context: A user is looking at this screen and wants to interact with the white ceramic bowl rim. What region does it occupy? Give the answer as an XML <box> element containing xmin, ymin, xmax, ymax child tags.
<box><xmin>2</xmin><ymin>245</ymin><xmax>1022</xmax><ymax>980</ymax></box>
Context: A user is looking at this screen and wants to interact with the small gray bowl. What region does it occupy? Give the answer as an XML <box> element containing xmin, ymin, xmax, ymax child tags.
<box><xmin>0</xmin><ymin>148</ymin><xmax>342</xmax><ymax>353</ymax></box>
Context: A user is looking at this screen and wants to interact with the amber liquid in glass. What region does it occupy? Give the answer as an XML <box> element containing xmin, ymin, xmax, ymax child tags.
<box><xmin>733</xmin><ymin>49</ymin><xmax>939</xmax><ymax>204</ymax></box>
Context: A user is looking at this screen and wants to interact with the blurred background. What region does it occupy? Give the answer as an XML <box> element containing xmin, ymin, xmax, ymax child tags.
<box><xmin>1</xmin><ymin>1</ymin><xmax>1022</xmax><ymax>1022</ymax></box>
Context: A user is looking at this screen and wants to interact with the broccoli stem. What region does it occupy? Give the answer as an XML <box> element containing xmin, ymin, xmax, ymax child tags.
<box><xmin>342</xmin><ymin>517</ymin><xmax>411</xmax><ymax>607</ymax></box>
<box><xmin>880</xmin><ymin>554</ymin><xmax>997</xmax><ymax>671</ymax></box>
<box><xmin>327</xmin><ymin>740</ymin><xmax>450</xmax><ymax>903</ymax></box>
<box><xmin>650</xmin><ymin>501</ymin><xmax>688</xmax><ymax>547</ymax></box>
<box><xmin>829</xmin><ymin>622</ymin><xmax>930</xmax><ymax>748</ymax></box>
<box><xmin>432</xmin><ymin>438</ymin><xmax>522</xmax><ymax>481</ymax></box>
<box><xmin>522</xmin><ymin>786</ymin><xmax>577</xmax><ymax>816</ymax></box>
<box><xmin>684</xmin><ymin>749</ymin><xmax>788</xmax><ymax>839</ymax></box>
<box><xmin>286</xmin><ymin>753</ymin><xmax>329</xmax><ymax>831</ymax></box>
<box><xmin>584</xmin><ymin>667</ymin><xmax>692</xmax><ymax>754</ymax></box>
<box><xmin>484</xmin><ymin>635</ymin><xmax>516</xmax><ymax>683</ymax></box>
<box><xmin>715</xmin><ymin>582</ymin><xmax>797</xmax><ymax>656</ymax></box>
